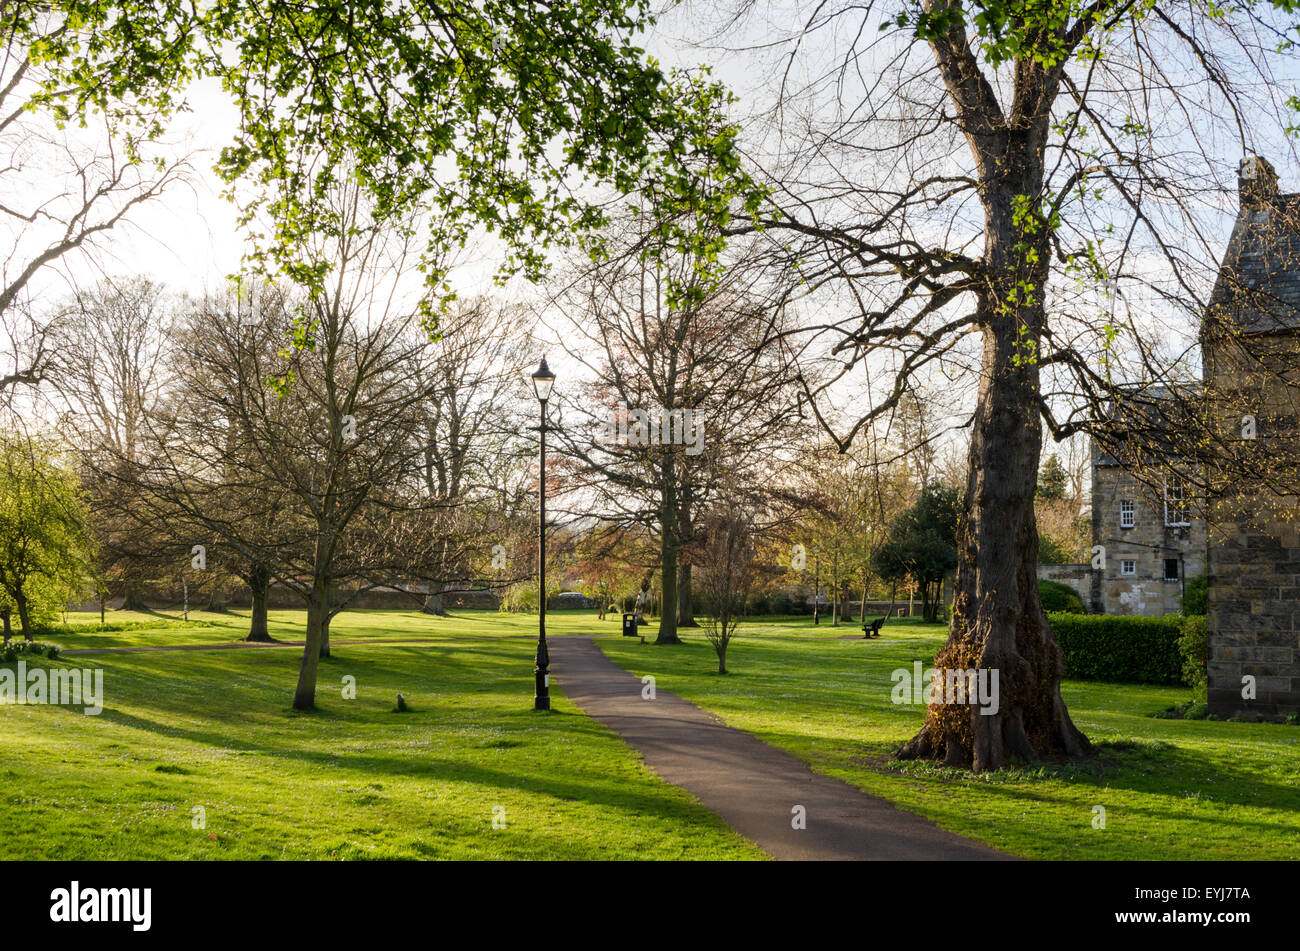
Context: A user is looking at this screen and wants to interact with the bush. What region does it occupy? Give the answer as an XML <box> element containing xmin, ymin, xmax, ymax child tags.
<box><xmin>498</xmin><ymin>585</ymin><xmax>539</xmax><ymax>614</ymax></box>
<box><xmin>1182</xmin><ymin>701</ymin><xmax>1209</xmax><ymax>720</ymax></box>
<box><xmin>1038</xmin><ymin>579</ymin><xmax>1085</xmax><ymax>613</ymax></box>
<box><xmin>0</xmin><ymin>640</ymin><xmax>61</xmax><ymax>663</ymax></box>
<box><xmin>1048</xmin><ymin>613</ymin><xmax>1183</xmax><ymax>685</ymax></box>
<box><xmin>1178</xmin><ymin>615</ymin><xmax>1208</xmax><ymax>701</ymax></box>
<box><xmin>1182</xmin><ymin>573</ymin><xmax>1208</xmax><ymax>616</ymax></box>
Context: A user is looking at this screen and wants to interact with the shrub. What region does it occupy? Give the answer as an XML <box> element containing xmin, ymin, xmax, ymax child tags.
<box><xmin>1038</xmin><ymin>579</ymin><xmax>1085</xmax><ymax>613</ymax></box>
<box><xmin>1182</xmin><ymin>573</ymin><xmax>1208</xmax><ymax>616</ymax></box>
<box><xmin>498</xmin><ymin>585</ymin><xmax>539</xmax><ymax>614</ymax></box>
<box><xmin>1178</xmin><ymin>616</ymin><xmax>1208</xmax><ymax>700</ymax></box>
<box><xmin>0</xmin><ymin>640</ymin><xmax>61</xmax><ymax>663</ymax></box>
<box><xmin>1047</xmin><ymin>613</ymin><xmax>1183</xmax><ymax>685</ymax></box>
<box><xmin>1183</xmin><ymin>702</ymin><xmax>1209</xmax><ymax>720</ymax></box>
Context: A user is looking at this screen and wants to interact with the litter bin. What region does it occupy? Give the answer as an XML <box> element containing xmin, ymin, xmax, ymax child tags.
<box><xmin>622</xmin><ymin>613</ymin><xmax>637</xmax><ymax>637</ymax></box>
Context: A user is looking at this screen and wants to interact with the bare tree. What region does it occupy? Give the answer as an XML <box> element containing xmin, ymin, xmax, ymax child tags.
<box><xmin>697</xmin><ymin>0</ymin><xmax>1300</xmax><ymax>769</ymax></box>
<box><xmin>0</xmin><ymin>12</ymin><xmax>188</xmax><ymax>403</ymax></box>
<box><xmin>551</xmin><ymin>208</ymin><xmax>804</xmax><ymax>644</ymax></box>
<box><xmin>119</xmin><ymin>185</ymin><xmax>472</xmax><ymax>708</ymax></box>
<box><xmin>697</xmin><ymin>500</ymin><xmax>759</xmax><ymax>674</ymax></box>
<box><xmin>413</xmin><ymin>296</ymin><xmax>534</xmax><ymax>614</ymax></box>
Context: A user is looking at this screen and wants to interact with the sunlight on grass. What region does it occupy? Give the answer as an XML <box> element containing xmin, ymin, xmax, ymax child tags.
<box><xmin>595</xmin><ymin>616</ymin><xmax>1300</xmax><ymax>860</ymax></box>
<box><xmin>1</xmin><ymin>609</ymin><xmax>760</xmax><ymax>860</ymax></box>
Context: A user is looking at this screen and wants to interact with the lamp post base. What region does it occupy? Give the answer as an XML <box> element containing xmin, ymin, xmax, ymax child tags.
<box><xmin>534</xmin><ymin>669</ymin><xmax>550</xmax><ymax>711</ymax></box>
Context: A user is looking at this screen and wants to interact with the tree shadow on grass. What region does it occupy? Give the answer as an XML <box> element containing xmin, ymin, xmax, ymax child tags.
<box><xmin>76</xmin><ymin>704</ymin><xmax>723</xmax><ymax>823</ymax></box>
<box><xmin>836</xmin><ymin>731</ymin><xmax>1300</xmax><ymax>815</ymax></box>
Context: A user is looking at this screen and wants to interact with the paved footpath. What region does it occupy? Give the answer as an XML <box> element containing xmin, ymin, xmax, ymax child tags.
<box><xmin>549</xmin><ymin>635</ymin><xmax>1011</xmax><ymax>861</ymax></box>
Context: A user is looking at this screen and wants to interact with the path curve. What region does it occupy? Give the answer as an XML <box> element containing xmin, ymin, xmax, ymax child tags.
<box><xmin>550</xmin><ymin>635</ymin><xmax>1012</xmax><ymax>861</ymax></box>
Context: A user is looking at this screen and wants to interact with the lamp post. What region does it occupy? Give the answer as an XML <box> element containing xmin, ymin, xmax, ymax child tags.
<box><xmin>531</xmin><ymin>357</ymin><xmax>556</xmax><ymax>711</ymax></box>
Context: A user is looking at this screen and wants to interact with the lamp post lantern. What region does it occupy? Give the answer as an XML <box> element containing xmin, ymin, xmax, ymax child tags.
<box><xmin>531</xmin><ymin>357</ymin><xmax>556</xmax><ymax>711</ymax></box>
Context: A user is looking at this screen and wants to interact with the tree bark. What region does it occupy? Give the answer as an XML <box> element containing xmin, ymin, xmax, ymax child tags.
<box><xmin>294</xmin><ymin>593</ymin><xmax>326</xmax><ymax>710</ymax></box>
<box><xmin>246</xmin><ymin>562</ymin><xmax>272</xmax><ymax>642</ymax></box>
<box><xmin>898</xmin><ymin>156</ymin><xmax>1093</xmax><ymax>771</ymax></box>
<box><xmin>422</xmin><ymin>581</ymin><xmax>448</xmax><ymax>616</ymax></box>
<box><xmin>1</xmin><ymin>607</ymin><xmax>11</xmax><ymax>642</ymax></box>
<box><xmin>678</xmin><ymin>561</ymin><xmax>697</xmax><ymax>627</ymax></box>
<box><xmin>14</xmin><ymin>590</ymin><xmax>32</xmax><ymax>641</ymax></box>
<box><xmin>656</xmin><ymin>454</ymin><xmax>681</xmax><ymax>644</ymax></box>
<box><xmin>120</xmin><ymin>583</ymin><xmax>148</xmax><ymax>612</ymax></box>
<box><xmin>317</xmin><ymin>581</ymin><xmax>340</xmax><ymax>658</ymax></box>
<box><xmin>677</xmin><ymin>492</ymin><xmax>698</xmax><ymax>627</ymax></box>
<box><xmin>207</xmin><ymin>585</ymin><xmax>229</xmax><ymax>613</ymax></box>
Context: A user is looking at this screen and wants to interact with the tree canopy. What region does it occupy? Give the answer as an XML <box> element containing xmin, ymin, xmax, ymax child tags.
<box><xmin>21</xmin><ymin>1</ymin><xmax>763</xmax><ymax>307</ymax></box>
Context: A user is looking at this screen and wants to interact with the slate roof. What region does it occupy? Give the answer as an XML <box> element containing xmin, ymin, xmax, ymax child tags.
<box><xmin>1209</xmin><ymin>192</ymin><xmax>1300</xmax><ymax>333</ymax></box>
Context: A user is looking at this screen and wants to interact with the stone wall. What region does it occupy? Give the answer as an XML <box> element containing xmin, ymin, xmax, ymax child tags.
<box><xmin>1090</xmin><ymin>441</ymin><xmax>1205</xmax><ymax>616</ymax></box>
<box><xmin>1204</xmin><ymin>331</ymin><xmax>1300</xmax><ymax>719</ymax></box>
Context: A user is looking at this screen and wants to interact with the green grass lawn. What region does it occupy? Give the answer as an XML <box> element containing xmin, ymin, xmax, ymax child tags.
<box><xmin>0</xmin><ymin>609</ymin><xmax>761</xmax><ymax>860</ymax></box>
<box><xmin>6</xmin><ymin>607</ymin><xmax>1298</xmax><ymax>860</ymax></box>
<box><xmin>594</xmin><ymin>617</ymin><xmax>1300</xmax><ymax>860</ymax></box>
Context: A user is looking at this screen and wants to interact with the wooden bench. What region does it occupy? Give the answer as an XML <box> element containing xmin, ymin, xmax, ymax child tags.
<box><xmin>862</xmin><ymin>617</ymin><xmax>885</xmax><ymax>639</ymax></box>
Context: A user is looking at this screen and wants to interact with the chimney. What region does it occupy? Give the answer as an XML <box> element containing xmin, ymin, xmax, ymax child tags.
<box><xmin>1239</xmin><ymin>155</ymin><xmax>1280</xmax><ymax>209</ymax></box>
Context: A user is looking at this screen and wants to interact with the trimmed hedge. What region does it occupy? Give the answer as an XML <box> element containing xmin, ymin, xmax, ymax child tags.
<box><xmin>1038</xmin><ymin>579</ymin><xmax>1085</xmax><ymax>613</ymax></box>
<box><xmin>1047</xmin><ymin>613</ymin><xmax>1184</xmax><ymax>685</ymax></box>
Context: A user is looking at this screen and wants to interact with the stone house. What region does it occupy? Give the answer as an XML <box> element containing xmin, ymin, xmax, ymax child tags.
<box><xmin>1089</xmin><ymin>432</ymin><xmax>1206</xmax><ymax>617</ymax></box>
<box><xmin>1200</xmin><ymin>155</ymin><xmax>1300</xmax><ymax>718</ymax></box>
<box><xmin>1036</xmin><ymin>155</ymin><xmax>1300</xmax><ymax>718</ymax></box>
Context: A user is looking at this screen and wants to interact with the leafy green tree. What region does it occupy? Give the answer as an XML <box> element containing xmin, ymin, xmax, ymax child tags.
<box><xmin>1037</xmin><ymin>455</ymin><xmax>1067</xmax><ymax>501</ymax></box>
<box><xmin>0</xmin><ymin>437</ymin><xmax>90</xmax><ymax>640</ymax></box>
<box><xmin>871</xmin><ymin>483</ymin><xmax>960</xmax><ymax>623</ymax></box>
<box><xmin>1036</xmin><ymin>532</ymin><xmax>1071</xmax><ymax>565</ymax></box>
<box><xmin>26</xmin><ymin>2</ymin><xmax>761</xmax><ymax>304</ymax></box>
<box><xmin>1182</xmin><ymin>574</ymin><xmax>1208</xmax><ymax>617</ymax></box>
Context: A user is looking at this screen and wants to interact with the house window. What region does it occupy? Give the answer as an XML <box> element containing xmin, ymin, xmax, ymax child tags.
<box><xmin>1164</xmin><ymin>559</ymin><xmax>1180</xmax><ymax>581</ymax></box>
<box><xmin>1120</xmin><ymin>500</ymin><xmax>1135</xmax><ymax>529</ymax></box>
<box><xmin>1121</xmin><ymin>560</ymin><xmax>1136</xmax><ymax>576</ymax></box>
<box><xmin>1164</xmin><ymin>476</ymin><xmax>1190</xmax><ymax>527</ymax></box>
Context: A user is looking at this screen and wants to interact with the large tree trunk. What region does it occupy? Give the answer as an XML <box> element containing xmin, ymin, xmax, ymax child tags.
<box><xmin>678</xmin><ymin>561</ymin><xmax>697</xmax><ymax>627</ymax></box>
<box><xmin>246</xmin><ymin>562</ymin><xmax>272</xmax><ymax>642</ymax></box>
<box><xmin>316</xmin><ymin>581</ymin><xmax>340</xmax><ymax>658</ymax></box>
<box><xmin>656</xmin><ymin>455</ymin><xmax>680</xmax><ymax>644</ymax></box>
<box><xmin>677</xmin><ymin>493</ymin><xmax>698</xmax><ymax>627</ymax></box>
<box><xmin>294</xmin><ymin>593</ymin><xmax>327</xmax><ymax>710</ymax></box>
<box><xmin>207</xmin><ymin>584</ymin><xmax>228</xmax><ymax>613</ymax></box>
<box><xmin>120</xmin><ymin>582</ymin><xmax>149</xmax><ymax>612</ymax></box>
<box><xmin>14</xmin><ymin>590</ymin><xmax>32</xmax><ymax>641</ymax></box>
<box><xmin>898</xmin><ymin>159</ymin><xmax>1092</xmax><ymax>772</ymax></box>
<box><xmin>422</xmin><ymin>581</ymin><xmax>448</xmax><ymax>616</ymax></box>
<box><xmin>1</xmin><ymin>607</ymin><xmax>11</xmax><ymax>642</ymax></box>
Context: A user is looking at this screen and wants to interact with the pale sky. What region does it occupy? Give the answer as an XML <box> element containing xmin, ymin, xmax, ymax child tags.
<box><xmin>6</xmin><ymin>5</ymin><xmax>1299</xmax><ymax>457</ymax></box>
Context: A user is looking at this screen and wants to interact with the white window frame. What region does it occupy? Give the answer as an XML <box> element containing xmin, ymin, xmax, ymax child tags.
<box><xmin>1120</xmin><ymin>499</ymin><xmax>1135</xmax><ymax>529</ymax></box>
<box><xmin>1164</xmin><ymin>476</ymin><xmax>1191</xmax><ymax>527</ymax></box>
<box><xmin>1164</xmin><ymin>559</ymin><xmax>1180</xmax><ymax>582</ymax></box>
<box><xmin>1121</xmin><ymin>560</ymin><xmax>1136</xmax><ymax>576</ymax></box>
